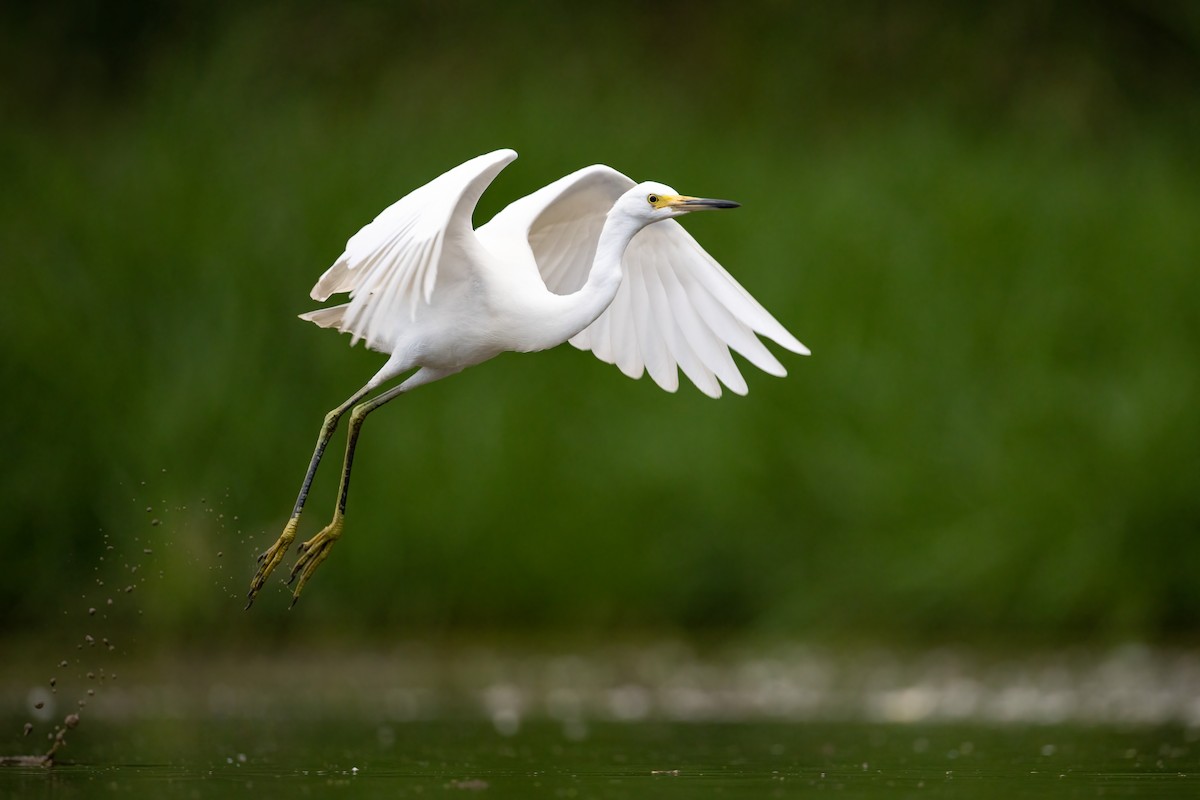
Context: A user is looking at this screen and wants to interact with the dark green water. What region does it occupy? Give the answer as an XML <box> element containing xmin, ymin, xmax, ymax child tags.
<box><xmin>2</xmin><ymin>718</ymin><xmax>1196</xmax><ymax>799</ymax></box>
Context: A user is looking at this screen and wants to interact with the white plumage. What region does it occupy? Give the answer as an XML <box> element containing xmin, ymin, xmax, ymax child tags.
<box><xmin>247</xmin><ymin>148</ymin><xmax>808</xmax><ymax>606</ymax></box>
<box><xmin>301</xmin><ymin>148</ymin><xmax>807</xmax><ymax>398</ymax></box>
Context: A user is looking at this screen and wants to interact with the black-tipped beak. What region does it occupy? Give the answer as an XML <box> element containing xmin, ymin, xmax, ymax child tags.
<box><xmin>674</xmin><ymin>196</ymin><xmax>740</xmax><ymax>211</ymax></box>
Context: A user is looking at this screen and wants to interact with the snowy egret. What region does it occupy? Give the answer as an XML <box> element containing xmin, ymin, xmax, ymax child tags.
<box><xmin>247</xmin><ymin>149</ymin><xmax>808</xmax><ymax>607</ymax></box>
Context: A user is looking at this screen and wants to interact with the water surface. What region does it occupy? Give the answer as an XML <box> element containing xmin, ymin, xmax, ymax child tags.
<box><xmin>3</xmin><ymin>717</ymin><xmax>1196</xmax><ymax>799</ymax></box>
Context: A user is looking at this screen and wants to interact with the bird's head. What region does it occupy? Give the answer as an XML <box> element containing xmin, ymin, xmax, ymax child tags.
<box><xmin>616</xmin><ymin>181</ymin><xmax>740</xmax><ymax>227</ymax></box>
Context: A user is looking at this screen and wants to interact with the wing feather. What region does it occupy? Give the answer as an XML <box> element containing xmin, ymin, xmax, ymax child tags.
<box><xmin>684</xmin><ymin>278</ymin><xmax>787</xmax><ymax>377</ymax></box>
<box><xmin>642</xmin><ymin>257</ymin><xmax>722</xmax><ymax>398</ymax></box>
<box><xmin>589</xmin><ymin>293</ymin><xmax>616</xmax><ymax>365</ymax></box>
<box><xmin>629</xmin><ymin>257</ymin><xmax>676</xmax><ymax>391</ymax></box>
<box><xmin>656</xmin><ymin>249</ymin><xmax>748</xmax><ymax>395</ymax></box>
<box><xmin>609</xmin><ymin>274</ymin><xmax>643</xmax><ymax>379</ymax></box>
<box><xmin>571</xmin><ymin>217</ymin><xmax>806</xmax><ymax>396</ymax></box>
<box><xmin>480</xmin><ymin>165</ymin><xmax>634</xmax><ymax>295</ymax></box>
<box><xmin>301</xmin><ymin>149</ymin><xmax>516</xmax><ymax>352</ymax></box>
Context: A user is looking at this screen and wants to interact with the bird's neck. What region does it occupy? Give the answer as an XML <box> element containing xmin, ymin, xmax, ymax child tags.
<box><xmin>570</xmin><ymin>210</ymin><xmax>645</xmax><ymax>327</ymax></box>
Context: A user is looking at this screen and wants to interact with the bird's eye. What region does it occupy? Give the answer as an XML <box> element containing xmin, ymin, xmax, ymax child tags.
<box><xmin>647</xmin><ymin>194</ymin><xmax>659</xmax><ymax>205</ymax></box>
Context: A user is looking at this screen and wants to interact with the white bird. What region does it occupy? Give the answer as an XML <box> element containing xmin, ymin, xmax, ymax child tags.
<box><xmin>247</xmin><ymin>148</ymin><xmax>808</xmax><ymax>607</ymax></box>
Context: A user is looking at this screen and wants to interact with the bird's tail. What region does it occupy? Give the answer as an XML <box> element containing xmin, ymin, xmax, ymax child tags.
<box><xmin>299</xmin><ymin>302</ymin><xmax>392</xmax><ymax>352</ymax></box>
<box><xmin>298</xmin><ymin>304</ymin><xmax>348</xmax><ymax>331</ymax></box>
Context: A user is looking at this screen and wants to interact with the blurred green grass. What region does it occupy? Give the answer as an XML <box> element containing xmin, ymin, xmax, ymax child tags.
<box><xmin>1</xmin><ymin>2</ymin><xmax>1198</xmax><ymax>642</ymax></box>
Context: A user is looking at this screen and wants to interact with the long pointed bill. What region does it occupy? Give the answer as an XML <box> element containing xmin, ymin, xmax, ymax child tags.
<box><xmin>669</xmin><ymin>195</ymin><xmax>740</xmax><ymax>211</ymax></box>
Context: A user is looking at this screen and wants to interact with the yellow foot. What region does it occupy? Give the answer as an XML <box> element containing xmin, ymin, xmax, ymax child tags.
<box><xmin>246</xmin><ymin>517</ymin><xmax>299</xmax><ymax>608</ymax></box>
<box><xmin>288</xmin><ymin>516</ymin><xmax>344</xmax><ymax>606</ymax></box>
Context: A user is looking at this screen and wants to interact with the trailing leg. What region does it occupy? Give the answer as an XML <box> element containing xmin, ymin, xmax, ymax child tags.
<box><xmin>245</xmin><ymin>386</ymin><xmax>370</xmax><ymax>607</ymax></box>
<box><xmin>287</xmin><ymin>367</ymin><xmax>452</xmax><ymax>605</ymax></box>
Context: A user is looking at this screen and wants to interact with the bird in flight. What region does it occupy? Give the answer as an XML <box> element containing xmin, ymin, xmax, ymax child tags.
<box><xmin>246</xmin><ymin>149</ymin><xmax>808</xmax><ymax>607</ymax></box>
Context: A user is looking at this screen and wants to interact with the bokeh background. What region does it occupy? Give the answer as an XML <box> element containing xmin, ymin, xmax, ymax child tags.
<box><xmin>2</xmin><ymin>1</ymin><xmax>1198</xmax><ymax>646</ymax></box>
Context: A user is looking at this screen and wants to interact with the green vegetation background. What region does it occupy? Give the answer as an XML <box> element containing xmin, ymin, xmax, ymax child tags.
<box><xmin>1</xmin><ymin>2</ymin><xmax>1198</xmax><ymax>644</ymax></box>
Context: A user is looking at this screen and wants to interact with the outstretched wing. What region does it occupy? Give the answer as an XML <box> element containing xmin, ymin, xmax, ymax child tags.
<box><xmin>477</xmin><ymin>164</ymin><xmax>634</xmax><ymax>294</ymax></box>
<box><xmin>485</xmin><ymin>164</ymin><xmax>809</xmax><ymax>398</ymax></box>
<box><xmin>301</xmin><ymin>149</ymin><xmax>517</xmax><ymax>352</ymax></box>
<box><xmin>575</xmin><ymin>220</ymin><xmax>809</xmax><ymax>397</ymax></box>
